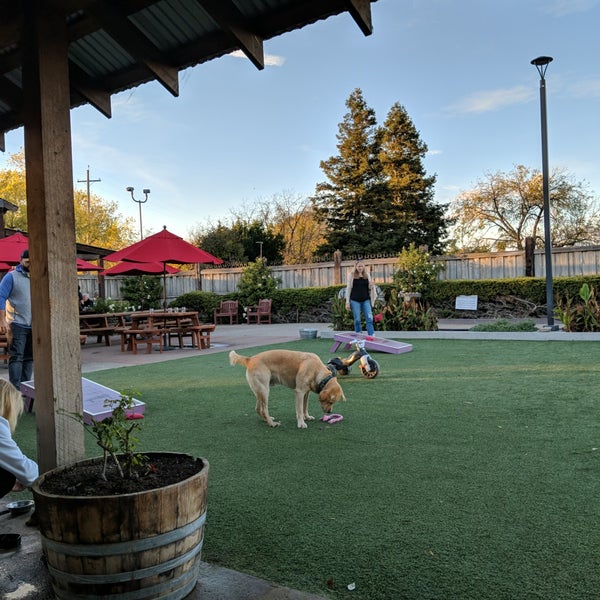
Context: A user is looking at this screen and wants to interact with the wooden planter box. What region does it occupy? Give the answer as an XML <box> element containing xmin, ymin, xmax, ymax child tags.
<box><xmin>32</xmin><ymin>453</ymin><xmax>209</xmax><ymax>599</ymax></box>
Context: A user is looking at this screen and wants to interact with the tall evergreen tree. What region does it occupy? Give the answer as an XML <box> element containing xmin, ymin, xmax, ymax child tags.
<box><xmin>312</xmin><ymin>89</ymin><xmax>380</xmax><ymax>255</ymax></box>
<box><xmin>378</xmin><ymin>102</ymin><xmax>448</xmax><ymax>254</ymax></box>
<box><xmin>312</xmin><ymin>91</ymin><xmax>448</xmax><ymax>256</ymax></box>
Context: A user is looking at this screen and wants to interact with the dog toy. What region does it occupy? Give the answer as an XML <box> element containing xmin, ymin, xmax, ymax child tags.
<box><xmin>321</xmin><ymin>413</ymin><xmax>343</xmax><ymax>424</ymax></box>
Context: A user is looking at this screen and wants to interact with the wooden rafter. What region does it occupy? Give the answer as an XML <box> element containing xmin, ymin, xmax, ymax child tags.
<box><xmin>85</xmin><ymin>1</ymin><xmax>180</xmax><ymax>96</ymax></box>
<box><xmin>196</xmin><ymin>0</ymin><xmax>265</xmax><ymax>70</ymax></box>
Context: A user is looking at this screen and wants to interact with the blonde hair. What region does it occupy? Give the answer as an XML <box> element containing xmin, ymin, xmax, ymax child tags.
<box><xmin>0</xmin><ymin>379</ymin><xmax>24</xmax><ymax>432</ymax></box>
<box><xmin>353</xmin><ymin>261</ymin><xmax>369</xmax><ymax>279</ymax></box>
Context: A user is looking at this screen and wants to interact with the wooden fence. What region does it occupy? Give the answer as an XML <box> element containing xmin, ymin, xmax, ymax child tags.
<box><xmin>78</xmin><ymin>245</ymin><xmax>600</xmax><ymax>302</ymax></box>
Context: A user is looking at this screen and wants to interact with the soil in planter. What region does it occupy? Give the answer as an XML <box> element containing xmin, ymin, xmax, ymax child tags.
<box><xmin>40</xmin><ymin>454</ymin><xmax>203</xmax><ymax>497</ymax></box>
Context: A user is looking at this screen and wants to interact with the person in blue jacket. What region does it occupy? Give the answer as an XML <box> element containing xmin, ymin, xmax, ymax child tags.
<box><xmin>0</xmin><ymin>249</ymin><xmax>32</xmax><ymax>390</ymax></box>
<box><xmin>0</xmin><ymin>379</ymin><xmax>38</xmax><ymax>498</ymax></box>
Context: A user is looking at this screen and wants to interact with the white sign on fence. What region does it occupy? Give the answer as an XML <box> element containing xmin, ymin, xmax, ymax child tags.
<box><xmin>455</xmin><ymin>295</ymin><xmax>478</xmax><ymax>310</ymax></box>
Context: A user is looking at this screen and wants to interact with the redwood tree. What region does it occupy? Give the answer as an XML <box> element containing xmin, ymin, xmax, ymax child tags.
<box><xmin>312</xmin><ymin>90</ymin><xmax>448</xmax><ymax>256</ymax></box>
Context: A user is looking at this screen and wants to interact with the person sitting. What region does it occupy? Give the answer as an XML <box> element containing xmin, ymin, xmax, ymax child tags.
<box><xmin>80</xmin><ymin>293</ymin><xmax>94</xmax><ymax>312</ymax></box>
<box><xmin>0</xmin><ymin>379</ymin><xmax>38</xmax><ymax>498</ymax></box>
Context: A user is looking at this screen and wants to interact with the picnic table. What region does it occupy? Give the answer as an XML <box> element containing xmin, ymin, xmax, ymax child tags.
<box><xmin>79</xmin><ymin>313</ymin><xmax>116</xmax><ymax>346</ymax></box>
<box><xmin>121</xmin><ymin>310</ymin><xmax>215</xmax><ymax>353</ymax></box>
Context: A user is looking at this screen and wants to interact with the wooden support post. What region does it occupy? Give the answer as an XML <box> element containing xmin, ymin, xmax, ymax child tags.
<box><xmin>333</xmin><ymin>249</ymin><xmax>342</xmax><ymax>285</ymax></box>
<box><xmin>22</xmin><ymin>2</ymin><xmax>84</xmax><ymax>472</ymax></box>
<box><xmin>525</xmin><ymin>236</ymin><xmax>535</xmax><ymax>277</ymax></box>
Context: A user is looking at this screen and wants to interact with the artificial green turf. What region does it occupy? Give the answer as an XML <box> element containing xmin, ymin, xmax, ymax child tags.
<box><xmin>13</xmin><ymin>339</ymin><xmax>600</xmax><ymax>599</ymax></box>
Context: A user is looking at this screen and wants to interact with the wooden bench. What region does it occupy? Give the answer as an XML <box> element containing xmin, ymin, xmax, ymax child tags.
<box><xmin>191</xmin><ymin>324</ymin><xmax>215</xmax><ymax>349</ymax></box>
<box><xmin>79</xmin><ymin>327</ymin><xmax>114</xmax><ymax>346</ymax></box>
<box><xmin>79</xmin><ymin>314</ymin><xmax>116</xmax><ymax>346</ymax></box>
<box><xmin>120</xmin><ymin>328</ymin><xmax>164</xmax><ymax>354</ymax></box>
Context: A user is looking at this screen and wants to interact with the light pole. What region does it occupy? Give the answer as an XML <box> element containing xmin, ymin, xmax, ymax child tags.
<box><xmin>126</xmin><ymin>186</ymin><xmax>150</xmax><ymax>240</ymax></box>
<box><xmin>531</xmin><ymin>55</ymin><xmax>557</xmax><ymax>330</ymax></box>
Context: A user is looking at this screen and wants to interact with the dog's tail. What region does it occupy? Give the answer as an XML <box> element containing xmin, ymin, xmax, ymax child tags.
<box><xmin>229</xmin><ymin>350</ymin><xmax>250</xmax><ymax>368</ymax></box>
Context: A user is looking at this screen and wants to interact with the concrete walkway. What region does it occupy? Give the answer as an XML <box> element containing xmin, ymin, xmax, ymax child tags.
<box><xmin>76</xmin><ymin>319</ymin><xmax>599</xmax><ymax>373</ymax></box>
<box><xmin>1</xmin><ymin>320</ymin><xmax>598</xmax><ymax>599</ymax></box>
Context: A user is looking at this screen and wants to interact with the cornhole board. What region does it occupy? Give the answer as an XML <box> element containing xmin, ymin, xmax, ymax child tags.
<box><xmin>329</xmin><ymin>332</ymin><xmax>413</xmax><ymax>355</ymax></box>
<box><xmin>20</xmin><ymin>378</ymin><xmax>145</xmax><ymax>424</ymax></box>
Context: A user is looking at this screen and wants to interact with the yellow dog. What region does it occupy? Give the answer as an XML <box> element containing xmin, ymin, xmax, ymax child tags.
<box><xmin>229</xmin><ymin>349</ymin><xmax>346</xmax><ymax>428</ymax></box>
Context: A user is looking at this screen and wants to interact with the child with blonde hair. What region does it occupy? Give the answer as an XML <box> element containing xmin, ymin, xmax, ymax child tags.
<box><xmin>0</xmin><ymin>379</ymin><xmax>38</xmax><ymax>497</ymax></box>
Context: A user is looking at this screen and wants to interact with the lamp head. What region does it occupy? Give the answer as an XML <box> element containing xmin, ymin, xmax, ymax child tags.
<box><xmin>126</xmin><ymin>186</ymin><xmax>134</xmax><ymax>192</ymax></box>
<box><xmin>142</xmin><ymin>188</ymin><xmax>151</xmax><ymax>195</ymax></box>
<box><xmin>531</xmin><ymin>56</ymin><xmax>553</xmax><ymax>80</ymax></box>
<box><xmin>531</xmin><ymin>56</ymin><xmax>553</xmax><ymax>67</ymax></box>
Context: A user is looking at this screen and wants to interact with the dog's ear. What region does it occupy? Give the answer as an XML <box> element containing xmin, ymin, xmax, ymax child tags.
<box><xmin>319</xmin><ymin>379</ymin><xmax>345</xmax><ymax>406</ymax></box>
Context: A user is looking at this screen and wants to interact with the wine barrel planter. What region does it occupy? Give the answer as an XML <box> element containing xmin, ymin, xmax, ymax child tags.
<box><xmin>32</xmin><ymin>452</ymin><xmax>209</xmax><ymax>600</ymax></box>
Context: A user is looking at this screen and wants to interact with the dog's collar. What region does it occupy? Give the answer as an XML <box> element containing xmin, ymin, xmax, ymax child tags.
<box><xmin>317</xmin><ymin>372</ymin><xmax>336</xmax><ymax>394</ymax></box>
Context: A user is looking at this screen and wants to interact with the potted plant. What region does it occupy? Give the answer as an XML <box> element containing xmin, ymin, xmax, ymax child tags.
<box><xmin>393</xmin><ymin>243</ymin><xmax>443</xmax><ymax>300</ymax></box>
<box><xmin>32</xmin><ymin>392</ymin><xmax>209</xmax><ymax>599</ymax></box>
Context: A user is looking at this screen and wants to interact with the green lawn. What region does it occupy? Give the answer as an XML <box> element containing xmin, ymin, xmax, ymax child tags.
<box><xmin>13</xmin><ymin>339</ymin><xmax>600</xmax><ymax>600</ymax></box>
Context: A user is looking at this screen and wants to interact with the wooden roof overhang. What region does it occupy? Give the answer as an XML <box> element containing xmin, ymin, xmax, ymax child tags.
<box><xmin>0</xmin><ymin>0</ymin><xmax>375</xmax><ymax>142</ymax></box>
<box><xmin>0</xmin><ymin>0</ymin><xmax>377</xmax><ymax>471</ymax></box>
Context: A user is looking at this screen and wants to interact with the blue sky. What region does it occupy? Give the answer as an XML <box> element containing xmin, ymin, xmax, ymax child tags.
<box><xmin>1</xmin><ymin>0</ymin><xmax>599</xmax><ymax>241</ymax></box>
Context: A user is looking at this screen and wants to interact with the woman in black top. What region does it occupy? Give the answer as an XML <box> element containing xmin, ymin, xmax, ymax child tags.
<box><xmin>345</xmin><ymin>261</ymin><xmax>376</xmax><ymax>336</ymax></box>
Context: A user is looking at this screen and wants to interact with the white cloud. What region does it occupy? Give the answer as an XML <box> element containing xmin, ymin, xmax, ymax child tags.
<box><xmin>544</xmin><ymin>0</ymin><xmax>599</xmax><ymax>17</ymax></box>
<box><xmin>110</xmin><ymin>93</ymin><xmax>155</xmax><ymax>123</ymax></box>
<box><xmin>569</xmin><ymin>78</ymin><xmax>600</xmax><ymax>98</ymax></box>
<box><xmin>229</xmin><ymin>50</ymin><xmax>285</xmax><ymax>67</ymax></box>
<box><xmin>447</xmin><ymin>86</ymin><xmax>535</xmax><ymax>114</ymax></box>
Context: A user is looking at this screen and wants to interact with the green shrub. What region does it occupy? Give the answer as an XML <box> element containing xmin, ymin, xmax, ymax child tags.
<box><xmin>171</xmin><ymin>291</ymin><xmax>232</xmax><ymax>322</ymax></box>
<box><xmin>554</xmin><ymin>283</ymin><xmax>600</xmax><ymax>332</ymax></box>
<box><xmin>393</xmin><ymin>244</ymin><xmax>444</xmax><ymax>294</ymax></box>
<box><xmin>381</xmin><ymin>288</ymin><xmax>437</xmax><ymax>331</ymax></box>
<box><xmin>273</xmin><ymin>286</ymin><xmax>342</xmax><ymax>310</ymax></box>
<box><xmin>331</xmin><ymin>294</ymin><xmax>353</xmax><ymax>331</ymax></box>
<box><xmin>237</xmin><ymin>259</ymin><xmax>280</xmax><ymax>307</ymax></box>
<box><xmin>92</xmin><ymin>297</ymin><xmax>135</xmax><ymax>313</ymax></box>
<box><xmin>173</xmin><ymin>275</ymin><xmax>600</xmax><ymax>325</ymax></box>
<box><xmin>471</xmin><ymin>319</ymin><xmax>538</xmax><ymax>332</ymax></box>
<box><xmin>119</xmin><ymin>275</ymin><xmax>163</xmax><ymax>311</ymax></box>
<box><xmin>428</xmin><ymin>276</ymin><xmax>600</xmax><ymax>306</ymax></box>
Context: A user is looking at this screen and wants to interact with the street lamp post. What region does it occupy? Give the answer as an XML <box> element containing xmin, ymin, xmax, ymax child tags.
<box><xmin>126</xmin><ymin>186</ymin><xmax>150</xmax><ymax>240</ymax></box>
<box><xmin>531</xmin><ymin>56</ymin><xmax>557</xmax><ymax>330</ymax></box>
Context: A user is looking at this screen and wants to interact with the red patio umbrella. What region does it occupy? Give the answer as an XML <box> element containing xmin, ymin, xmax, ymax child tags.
<box><xmin>0</xmin><ymin>235</ymin><xmax>103</xmax><ymax>273</ymax></box>
<box><xmin>101</xmin><ymin>261</ymin><xmax>180</xmax><ymax>276</ymax></box>
<box><xmin>0</xmin><ymin>232</ymin><xmax>29</xmax><ymax>264</ymax></box>
<box><xmin>104</xmin><ymin>227</ymin><xmax>222</xmax><ymax>307</ymax></box>
<box><xmin>76</xmin><ymin>258</ymin><xmax>103</xmax><ymax>272</ymax></box>
<box><xmin>0</xmin><ymin>262</ymin><xmax>12</xmax><ymax>271</ymax></box>
<box><xmin>104</xmin><ymin>226</ymin><xmax>222</xmax><ymax>265</ymax></box>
